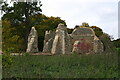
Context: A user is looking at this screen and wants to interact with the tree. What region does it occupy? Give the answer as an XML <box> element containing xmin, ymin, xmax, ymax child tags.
<box><xmin>99</xmin><ymin>33</ymin><xmax>116</xmax><ymax>53</ymax></box>
<box><xmin>90</xmin><ymin>26</ymin><xmax>103</xmax><ymax>37</ymax></box>
<box><xmin>1</xmin><ymin>0</ymin><xmax>42</xmax><ymax>52</ymax></box>
<box><xmin>1</xmin><ymin>0</ymin><xmax>42</xmax><ymax>42</ymax></box>
<box><xmin>112</xmin><ymin>38</ymin><xmax>120</xmax><ymax>48</ymax></box>
<box><xmin>80</xmin><ymin>22</ymin><xmax>89</xmax><ymax>27</ymax></box>
<box><xmin>2</xmin><ymin>18</ymin><xmax>25</xmax><ymax>52</ymax></box>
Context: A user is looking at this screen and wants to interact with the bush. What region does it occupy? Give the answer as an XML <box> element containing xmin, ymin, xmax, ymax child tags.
<box><xmin>23</xmin><ymin>52</ymin><xmax>30</xmax><ymax>56</ymax></box>
<box><xmin>116</xmin><ymin>48</ymin><xmax>120</xmax><ymax>53</ymax></box>
<box><xmin>2</xmin><ymin>47</ymin><xmax>15</xmax><ymax>68</ymax></box>
<box><xmin>2</xmin><ymin>54</ymin><xmax>14</xmax><ymax>68</ymax></box>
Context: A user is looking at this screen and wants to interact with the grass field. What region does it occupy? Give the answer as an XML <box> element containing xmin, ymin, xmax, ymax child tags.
<box><xmin>2</xmin><ymin>53</ymin><xmax>118</xmax><ymax>78</ymax></box>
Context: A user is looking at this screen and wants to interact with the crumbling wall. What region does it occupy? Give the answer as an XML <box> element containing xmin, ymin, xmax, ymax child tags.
<box><xmin>26</xmin><ymin>27</ymin><xmax>38</xmax><ymax>53</ymax></box>
<box><xmin>51</xmin><ymin>23</ymin><xmax>71</xmax><ymax>54</ymax></box>
<box><xmin>43</xmin><ymin>24</ymin><xmax>104</xmax><ymax>54</ymax></box>
<box><xmin>43</xmin><ymin>30</ymin><xmax>55</xmax><ymax>53</ymax></box>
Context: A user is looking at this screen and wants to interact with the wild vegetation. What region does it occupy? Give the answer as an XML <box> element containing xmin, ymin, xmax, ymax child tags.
<box><xmin>2</xmin><ymin>53</ymin><xmax>118</xmax><ymax>78</ymax></box>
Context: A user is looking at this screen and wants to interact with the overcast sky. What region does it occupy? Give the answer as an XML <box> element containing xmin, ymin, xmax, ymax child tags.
<box><xmin>41</xmin><ymin>0</ymin><xmax>119</xmax><ymax>39</ymax></box>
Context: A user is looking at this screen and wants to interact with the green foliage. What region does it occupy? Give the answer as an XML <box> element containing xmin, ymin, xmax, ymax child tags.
<box><xmin>2</xmin><ymin>53</ymin><xmax>118</xmax><ymax>78</ymax></box>
<box><xmin>1</xmin><ymin>0</ymin><xmax>42</xmax><ymax>23</ymax></box>
<box><xmin>2</xmin><ymin>19</ymin><xmax>25</xmax><ymax>52</ymax></box>
<box><xmin>2</xmin><ymin>54</ymin><xmax>14</xmax><ymax>68</ymax></box>
<box><xmin>89</xmin><ymin>26</ymin><xmax>116</xmax><ymax>53</ymax></box>
<box><xmin>81</xmin><ymin>22</ymin><xmax>89</xmax><ymax>27</ymax></box>
<box><xmin>22</xmin><ymin>52</ymin><xmax>30</xmax><ymax>56</ymax></box>
<box><xmin>4</xmin><ymin>47</ymin><xmax>15</xmax><ymax>53</ymax></box>
<box><xmin>116</xmin><ymin>48</ymin><xmax>120</xmax><ymax>53</ymax></box>
<box><xmin>71</xmin><ymin>51</ymin><xmax>80</xmax><ymax>56</ymax></box>
<box><xmin>112</xmin><ymin>38</ymin><xmax>120</xmax><ymax>48</ymax></box>
<box><xmin>2</xmin><ymin>1</ymin><xmax>66</xmax><ymax>52</ymax></box>
<box><xmin>99</xmin><ymin>33</ymin><xmax>116</xmax><ymax>53</ymax></box>
<box><xmin>2</xmin><ymin>46</ymin><xmax>15</xmax><ymax>68</ymax></box>
<box><xmin>90</xmin><ymin>26</ymin><xmax>103</xmax><ymax>37</ymax></box>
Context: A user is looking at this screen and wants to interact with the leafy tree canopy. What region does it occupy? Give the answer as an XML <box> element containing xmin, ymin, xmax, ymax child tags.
<box><xmin>1</xmin><ymin>0</ymin><xmax>66</xmax><ymax>52</ymax></box>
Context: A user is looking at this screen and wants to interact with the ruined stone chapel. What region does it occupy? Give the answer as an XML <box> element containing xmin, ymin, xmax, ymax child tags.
<box><xmin>26</xmin><ymin>23</ymin><xmax>104</xmax><ymax>54</ymax></box>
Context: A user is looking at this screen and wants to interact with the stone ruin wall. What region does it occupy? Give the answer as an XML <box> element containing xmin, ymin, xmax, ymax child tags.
<box><xmin>26</xmin><ymin>23</ymin><xmax>104</xmax><ymax>54</ymax></box>
<box><xmin>43</xmin><ymin>30</ymin><xmax>55</xmax><ymax>53</ymax></box>
<box><xmin>26</xmin><ymin>27</ymin><xmax>39</xmax><ymax>53</ymax></box>
<box><xmin>43</xmin><ymin>23</ymin><xmax>104</xmax><ymax>54</ymax></box>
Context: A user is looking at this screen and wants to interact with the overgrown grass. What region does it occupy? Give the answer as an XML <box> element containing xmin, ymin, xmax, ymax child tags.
<box><xmin>2</xmin><ymin>53</ymin><xmax>118</xmax><ymax>78</ymax></box>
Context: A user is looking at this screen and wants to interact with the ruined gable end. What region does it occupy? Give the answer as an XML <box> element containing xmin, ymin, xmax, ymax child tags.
<box><xmin>43</xmin><ymin>23</ymin><xmax>104</xmax><ymax>54</ymax></box>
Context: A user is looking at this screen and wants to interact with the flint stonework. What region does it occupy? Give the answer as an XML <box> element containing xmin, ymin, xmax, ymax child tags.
<box><xmin>43</xmin><ymin>24</ymin><xmax>104</xmax><ymax>54</ymax></box>
<box><xmin>43</xmin><ymin>30</ymin><xmax>55</xmax><ymax>53</ymax></box>
<box><xmin>26</xmin><ymin>27</ymin><xmax>38</xmax><ymax>53</ymax></box>
<box><xmin>51</xmin><ymin>23</ymin><xmax>71</xmax><ymax>54</ymax></box>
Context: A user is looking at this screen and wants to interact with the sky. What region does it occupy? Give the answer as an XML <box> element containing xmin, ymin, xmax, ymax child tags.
<box><xmin>119</xmin><ymin>1</ymin><xmax>120</xmax><ymax>38</ymax></box>
<box><xmin>40</xmin><ymin>0</ymin><xmax>119</xmax><ymax>39</ymax></box>
<box><xmin>0</xmin><ymin>0</ymin><xmax>119</xmax><ymax>39</ymax></box>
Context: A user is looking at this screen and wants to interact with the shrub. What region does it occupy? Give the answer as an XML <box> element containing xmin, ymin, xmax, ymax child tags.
<box><xmin>116</xmin><ymin>48</ymin><xmax>120</xmax><ymax>53</ymax></box>
<box><xmin>23</xmin><ymin>52</ymin><xmax>30</xmax><ymax>56</ymax></box>
<box><xmin>2</xmin><ymin>54</ymin><xmax>14</xmax><ymax>68</ymax></box>
<box><xmin>2</xmin><ymin>47</ymin><xmax>15</xmax><ymax>68</ymax></box>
